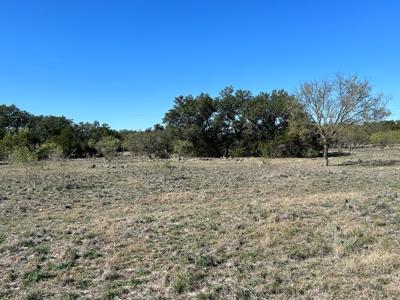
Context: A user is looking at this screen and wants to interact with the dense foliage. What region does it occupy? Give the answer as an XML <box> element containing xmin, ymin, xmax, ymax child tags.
<box><xmin>0</xmin><ymin>87</ymin><xmax>397</xmax><ymax>161</ymax></box>
<box><xmin>0</xmin><ymin>104</ymin><xmax>118</xmax><ymax>160</ymax></box>
<box><xmin>162</xmin><ymin>87</ymin><xmax>321</xmax><ymax>157</ymax></box>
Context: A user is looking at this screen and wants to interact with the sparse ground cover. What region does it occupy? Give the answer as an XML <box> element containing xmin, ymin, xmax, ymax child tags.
<box><xmin>1</xmin><ymin>148</ymin><xmax>400</xmax><ymax>299</ymax></box>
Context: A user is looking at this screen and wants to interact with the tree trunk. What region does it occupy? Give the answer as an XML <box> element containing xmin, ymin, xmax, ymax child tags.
<box><xmin>323</xmin><ymin>142</ymin><xmax>329</xmax><ymax>167</ymax></box>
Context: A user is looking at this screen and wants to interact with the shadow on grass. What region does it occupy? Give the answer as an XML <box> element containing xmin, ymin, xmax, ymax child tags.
<box><xmin>316</xmin><ymin>151</ymin><xmax>352</xmax><ymax>158</ymax></box>
<box><xmin>338</xmin><ymin>159</ymin><xmax>400</xmax><ymax>167</ymax></box>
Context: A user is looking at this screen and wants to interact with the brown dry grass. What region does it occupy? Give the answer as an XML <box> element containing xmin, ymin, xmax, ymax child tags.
<box><xmin>1</xmin><ymin>148</ymin><xmax>400</xmax><ymax>299</ymax></box>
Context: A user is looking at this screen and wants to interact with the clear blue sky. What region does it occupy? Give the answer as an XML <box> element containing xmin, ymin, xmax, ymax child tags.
<box><xmin>1</xmin><ymin>0</ymin><xmax>399</xmax><ymax>130</ymax></box>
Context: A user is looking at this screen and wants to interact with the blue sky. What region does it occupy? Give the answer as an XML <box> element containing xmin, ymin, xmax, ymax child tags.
<box><xmin>1</xmin><ymin>0</ymin><xmax>399</xmax><ymax>130</ymax></box>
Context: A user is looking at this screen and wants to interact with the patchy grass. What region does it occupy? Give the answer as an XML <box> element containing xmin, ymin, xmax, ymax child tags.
<box><xmin>1</xmin><ymin>148</ymin><xmax>400</xmax><ymax>298</ymax></box>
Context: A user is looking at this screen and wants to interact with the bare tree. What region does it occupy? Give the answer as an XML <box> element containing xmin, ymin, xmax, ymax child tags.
<box><xmin>297</xmin><ymin>74</ymin><xmax>389</xmax><ymax>166</ymax></box>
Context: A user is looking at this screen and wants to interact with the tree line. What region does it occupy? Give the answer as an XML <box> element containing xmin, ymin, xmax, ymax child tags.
<box><xmin>0</xmin><ymin>105</ymin><xmax>119</xmax><ymax>160</ymax></box>
<box><xmin>0</xmin><ymin>74</ymin><xmax>393</xmax><ymax>164</ymax></box>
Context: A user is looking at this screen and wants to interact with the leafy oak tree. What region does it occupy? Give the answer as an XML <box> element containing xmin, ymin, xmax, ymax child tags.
<box><xmin>163</xmin><ymin>93</ymin><xmax>218</xmax><ymax>157</ymax></box>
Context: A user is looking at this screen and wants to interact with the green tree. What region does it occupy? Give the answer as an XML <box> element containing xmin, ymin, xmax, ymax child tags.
<box><xmin>125</xmin><ymin>129</ymin><xmax>170</xmax><ymax>159</ymax></box>
<box><xmin>213</xmin><ymin>87</ymin><xmax>247</xmax><ymax>156</ymax></box>
<box><xmin>29</xmin><ymin>115</ymin><xmax>73</xmax><ymax>145</ymax></box>
<box><xmin>163</xmin><ymin>94</ymin><xmax>218</xmax><ymax>157</ymax></box>
<box><xmin>72</xmin><ymin>122</ymin><xmax>117</xmax><ymax>157</ymax></box>
<box><xmin>241</xmin><ymin>90</ymin><xmax>298</xmax><ymax>156</ymax></box>
<box><xmin>0</xmin><ymin>105</ymin><xmax>32</xmax><ymax>139</ymax></box>
<box><xmin>52</xmin><ymin>125</ymin><xmax>78</xmax><ymax>157</ymax></box>
<box><xmin>163</xmin><ymin>87</ymin><xmax>321</xmax><ymax>158</ymax></box>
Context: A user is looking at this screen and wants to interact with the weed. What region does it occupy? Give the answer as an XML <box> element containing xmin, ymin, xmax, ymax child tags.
<box><xmin>23</xmin><ymin>266</ymin><xmax>53</xmax><ymax>286</ymax></box>
<box><xmin>24</xmin><ymin>290</ymin><xmax>46</xmax><ymax>300</ymax></box>
<box><xmin>101</xmin><ymin>289</ymin><xmax>120</xmax><ymax>300</ymax></box>
<box><xmin>83</xmin><ymin>249</ymin><xmax>102</xmax><ymax>259</ymax></box>
<box><xmin>61</xmin><ymin>292</ymin><xmax>80</xmax><ymax>300</ymax></box>
<box><xmin>173</xmin><ymin>273</ymin><xmax>189</xmax><ymax>294</ymax></box>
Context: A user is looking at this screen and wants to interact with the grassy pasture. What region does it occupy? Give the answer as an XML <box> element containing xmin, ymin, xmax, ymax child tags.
<box><xmin>1</xmin><ymin>148</ymin><xmax>400</xmax><ymax>299</ymax></box>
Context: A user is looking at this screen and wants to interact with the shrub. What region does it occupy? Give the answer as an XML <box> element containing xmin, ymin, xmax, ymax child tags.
<box><xmin>370</xmin><ymin>130</ymin><xmax>400</xmax><ymax>148</ymax></box>
<box><xmin>259</xmin><ymin>142</ymin><xmax>278</xmax><ymax>158</ymax></box>
<box><xmin>125</xmin><ymin>130</ymin><xmax>170</xmax><ymax>159</ymax></box>
<box><xmin>0</xmin><ymin>129</ymin><xmax>31</xmax><ymax>158</ymax></box>
<box><xmin>0</xmin><ymin>140</ymin><xmax>6</xmax><ymax>161</ymax></box>
<box><xmin>37</xmin><ymin>142</ymin><xmax>64</xmax><ymax>160</ymax></box>
<box><xmin>9</xmin><ymin>147</ymin><xmax>40</xmax><ymax>189</ymax></box>
<box><xmin>172</xmin><ymin>140</ymin><xmax>193</xmax><ymax>157</ymax></box>
<box><xmin>230</xmin><ymin>146</ymin><xmax>251</xmax><ymax>157</ymax></box>
<box><xmin>340</xmin><ymin>125</ymin><xmax>369</xmax><ymax>149</ymax></box>
<box><xmin>258</xmin><ymin>133</ymin><xmax>320</xmax><ymax>158</ymax></box>
<box><xmin>95</xmin><ymin>136</ymin><xmax>121</xmax><ymax>163</ymax></box>
<box><xmin>38</xmin><ymin>142</ymin><xmax>69</xmax><ymax>187</ymax></box>
<box><xmin>302</xmin><ymin>148</ymin><xmax>319</xmax><ymax>158</ymax></box>
<box><xmin>9</xmin><ymin>146</ymin><xmax>38</xmax><ymax>166</ymax></box>
<box><xmin>259</xmin><ymin>139</ymin><xmax>296</xmax><ymax>158</ymax></box>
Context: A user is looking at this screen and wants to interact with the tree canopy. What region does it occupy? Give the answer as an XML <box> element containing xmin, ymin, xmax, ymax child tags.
<box><xmin>0</xmin><ymin>79</ymin><xmax>392</xmax><ymax>162</ymax></box>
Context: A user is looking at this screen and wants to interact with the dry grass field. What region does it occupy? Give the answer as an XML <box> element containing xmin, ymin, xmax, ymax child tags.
<box><xmin>1</xmin><ymin>148</ymin><xmax>400</xmax><ymax>299</ymax></box>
